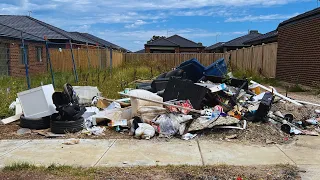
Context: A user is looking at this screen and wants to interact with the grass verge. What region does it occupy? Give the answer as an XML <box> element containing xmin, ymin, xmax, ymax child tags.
<box><xmin>1</xmin><ymin>162</ymin><xmax>299</xmax><ymax>180</ymax></box>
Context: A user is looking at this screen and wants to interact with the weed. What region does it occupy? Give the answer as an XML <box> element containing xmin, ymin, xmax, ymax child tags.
<box><xmin>288</xmin><ymin>84</ymin><xmax>306</xmax><ymax>92</ymax></box>
<box><xmin>3</xmin><ymin>162</ymin><xmax>37</xmax><ymax>171</ymax></box>
<box><xmin>1</xmin><ymin>163</ymin><xmax>299</xmax><ymax>180</ymax></box>
<box><xmin>231</xmin><ymin>69</ymin><xmax>280</xmax><ymax>86</ymax></box>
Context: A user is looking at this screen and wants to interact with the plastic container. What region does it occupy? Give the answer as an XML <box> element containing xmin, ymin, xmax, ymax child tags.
<box><xmin>204</xmin><ymin>58</ymin><xmax>227</xmax><ymax>77</ymax></box>
<box><xmin>249</xmin><ymin>84</ymin><xmax>261</xmax><ymax>95</ymax></box>
<box><xmin>177</xmin><ymin>58</ymin><xmax>206</xmax><ymax>82</ymax></box>
<box><xmin>73</xmin><ymin>86</ymin><xmax>101</xmax><ymax>104</ymax></box>
<box><xmin>177</xmin><ymin>58</ymin><xmax>203</xmax><ymax>69</ymax></box>
<box><xmin>18</xmin><ymin>84</ymin><xmax>56</xmax><ymax>119</ymax></box>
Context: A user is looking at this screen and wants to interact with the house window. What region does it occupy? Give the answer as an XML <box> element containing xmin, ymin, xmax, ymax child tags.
<box><xmin>20</xmin><ymin>45</ymin><xmax>29</xmax><ymax>64</ymax></box>
<box><xmin>36</xmin><ymin>47</ymin><xmax>43</xmax><ymax>62</ymax></box>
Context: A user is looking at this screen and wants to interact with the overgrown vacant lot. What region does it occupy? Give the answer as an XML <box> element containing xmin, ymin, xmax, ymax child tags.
<box><xmin>0</xmin><ymin>163</ymin><xmax>300</xmax><ymax>180</ymax></box>
<box><xmin>0</xmin><ymin>61</ymin><xmax>162</xmax><ymax>118</ymax></box>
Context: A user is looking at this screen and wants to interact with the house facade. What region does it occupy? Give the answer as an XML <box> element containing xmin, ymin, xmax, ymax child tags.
<box><xmin>0</xmin><ymin>23</ymin><xmax>47</xmax><ymax>76</ymax></box>
<box><xmin>276</xmin><ymin>7</ymin><xmax>320</xmax><ymax>86</ymax></box>
<box><xmin>0</xmin><ymin>15</ymin><xmax>128</xmax><ymax>77</ymax></box>
<box><xmin>144</xmin><ymin>35</ymin><xmax>205</xmax><ymax>53</ymax></box>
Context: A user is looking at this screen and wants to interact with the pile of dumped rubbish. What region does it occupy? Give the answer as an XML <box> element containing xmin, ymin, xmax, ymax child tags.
<box><xmin>2</xmin><ymin>58</ymin><xmax>320</xmax><ymax>140</ymax></box>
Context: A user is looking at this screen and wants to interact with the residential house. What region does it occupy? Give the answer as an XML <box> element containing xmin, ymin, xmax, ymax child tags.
<box><xmin>144</xmin><ymin>35</ymin><xmax>205</xmax><ymax>53</ymax></box>
<box><xmin>0</xmin><ymin>23</ymin><xmax>47</xmax><ymax>76</ymax></box>
<box><xmin>0</xmin><ymin>15</ymin><xmax>101</xmax><ymax>49</ymax></box>
<box><xmin>276</xmin><ymin>7</ymin><xmax>320</xmax><ymax>86</ymax></box>
<box><xmin>0</xmin><ymin>15</ymin><xmax>129</xmax><ymax>77</ymax></box>
<box><xmin>204</xmin><ymin>42</ymin><xmax>225</xmax><ymax>53</ymax></box>
<box><xmin>243</xmin><ymin>30</ymin><xmax>278</xmax><ymax>46</ymax></box>
<box><xmin>205</xmin><ymin>30</ymin><xmax>262</xmax><ymax>53</ymax></box>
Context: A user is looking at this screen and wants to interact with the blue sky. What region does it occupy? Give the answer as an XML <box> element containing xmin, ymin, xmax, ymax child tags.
<box><xmin>0</xmin><ymin>0</ymin><xmax>317</xmax><ymax>51</ymax></box>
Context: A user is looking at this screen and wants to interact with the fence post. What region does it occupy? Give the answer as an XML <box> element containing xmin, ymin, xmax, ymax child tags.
<box><xmin>86</xmin><ymin>42</ymin><xmax>91</xmax><ymax>69</ymax></box>
<box><xmin>98</xmin><ymin>46</ymin><xmax>101</xmax><ymax>69</ymax></box>
<box><xmin>21</xmin><ymin>31</ymin><xmax>31</xmax><ymax>89</ymax></box>
<box><xmin>251</xmin><ymin>46</ymin><xmax>254</xmax><ymax>72</ymax></box>
<box><xmin>261</xmin><ymin>44</ymin><xmax>264</xmax><ymax>75</ymax></box>
<box><xmin>69</xmin><ymin>39</ymin><xmax>78</xmax><ymax>83</ymax></box>
<box><xmin>109</xmin><ymin>47</ymin><xmax>113</xmax><ymax>72</ymax></box>
<box><xmin>45</xmin><ymin>40</ymin><xmax>55</xmax><ymax>88</ymax></box>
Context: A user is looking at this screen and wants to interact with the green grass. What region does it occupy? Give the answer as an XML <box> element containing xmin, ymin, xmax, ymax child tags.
<box><xmin>231</xmin><ymin>69</ymin><xmax>280</xmax><ymax>87</ymax></box>
<box><xmin>3</xmin><ymin>162</ymin><xmax>37</xmax><ymax>171</ymax></box>
<box><xmin>0</xmin><ymin>62</ymin><xmax>163</xmax><ymax>118</ymax></box>
<box><xmin>287</xmin><ymin>84</ymin><xmax>307</xmax><ymax>92</ymax></box>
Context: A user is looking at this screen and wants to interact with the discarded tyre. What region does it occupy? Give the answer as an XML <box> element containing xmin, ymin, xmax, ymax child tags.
<box><xmin>50</xmin><ymin>117</ymin><xmax>84</xmax><ymax>134</ymax></box>
<box><xmin>20</xmin><ymin>115</ymin><xmax>50</xmax><ymax>130</ymax></box>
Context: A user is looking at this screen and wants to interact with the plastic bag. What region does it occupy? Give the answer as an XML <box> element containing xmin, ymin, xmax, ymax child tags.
<box><xmin>154</xmin><ymin>114</ymin><xmax>193</xmax><ymax>137</ymax></box>
<box><xmin>135</xmin><ymin>123</ymin><xmax>155</xmax><ymax>140</ymax></box>
<box><xmin>9</xmin><ymin>101</ymin><xmax>16</xmax><ymax>110</ymax></box>
<box><xmin>182</xmin><ymin>133</ymin><xmax>197</xmax><ymax>140</ymax></box>
<box><xmin>106</xmin><ymin>102</ymin><xmax>121</xmax><ymax>110</ymax></box>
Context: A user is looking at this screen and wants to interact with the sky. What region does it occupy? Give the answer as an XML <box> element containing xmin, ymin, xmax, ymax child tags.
<box><xmin>0</xmin><ymin>0</ymin><xmax>317</xmax><ymax>51</ymax></box>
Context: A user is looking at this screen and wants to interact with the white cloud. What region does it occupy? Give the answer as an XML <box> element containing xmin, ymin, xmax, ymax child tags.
<box><xmin>125</xmin><ymin>20</ymin><xmax>147</xmax><ymax>28</ymax></box>
<box><xmin>0</xmin><ymin>0</ymin><xmax>308</xmax><ymax>51</ymax></box>
<box><xmin>225</xmin><ymin>13</ymin><xmax>300</xmax><ymax>22</ymax></box>
<box><xmin>91</xmin><ymin>0</ymin><xmax>308</xmax><ymax>10</ymax></box>
<box><xmin>133</xmin><ymin>40</ymin><xmax>144</xmax><ymax>44</ymax></box>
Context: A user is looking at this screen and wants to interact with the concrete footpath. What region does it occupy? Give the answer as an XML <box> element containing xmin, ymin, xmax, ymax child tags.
<box><xmin>0</xmin><ymin>136</ymin><xmax>319</xmax><ymax>180</ymax></box>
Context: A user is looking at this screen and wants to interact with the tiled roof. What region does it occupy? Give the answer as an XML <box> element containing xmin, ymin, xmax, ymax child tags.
<box><xmin>79</xmin><ymin>33</ymin><xmax>123</xmax><ymax>50</ymax></box>
<box><xmin>166</xmin><ymin>35</ymin><xmax>204</xmax><ymax>48</ymax></box>
<box><xmin>0</xmin><ymin>23</ymin><xmax>44</xmax><ymax>42</ymax></box>
<box><xmin>206</xmin><ymin>31</ymin><xmax>261</xmax><ymax>51</ymax></box>
<box><xmin>244</xmin><ymin>30</ymin><xmax>278</xmax><ymax>45</ymax></box>
<box><xmin>0</xmin><ymin>15</ymin><xmax>88</xmax><ymax>42</ymax></box>
<box><xmin>279</xmin><ymin>7</ymin><xmax>320</xmax><ymax>27</ymax></box>
<box><xmin>205</xmin><ymin>42</ymin><xmax>225</xmax><ymax>50</ymax></box>
<box><xmin>146</xmin><ymin>38</ymin><xmax>178</xmax><ymax>46</ymax></box>
<box><xmin>146</xmin><ymin>34</ymin><xmax>204</xmax><ymax>48</ymax></box>
<box><xmin>69</xmin><ymin>32</ymin><xmax>99</xmax><ymax>45</ymax></box>
<box><xmin>223</xmin><ymin>31</ymin><xmax>262</xmax><ymax>47</ymax></box>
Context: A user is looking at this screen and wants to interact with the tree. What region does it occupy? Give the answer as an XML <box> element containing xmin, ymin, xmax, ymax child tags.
<box><xmin>147</xmin><ymin>35</ymin><xmax>166</xmax><ymax>44</ymax></box>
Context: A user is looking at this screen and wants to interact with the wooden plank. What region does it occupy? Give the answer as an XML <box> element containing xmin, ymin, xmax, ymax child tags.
<box><xmin>0</xmin><ymin>113</ymin><xmax>22</xmax><ymax>124</ymax></box>
<box><xmin>252</xmin><ymin>45</ymin><xmax>263</xmax><ymax>74</ymax></box>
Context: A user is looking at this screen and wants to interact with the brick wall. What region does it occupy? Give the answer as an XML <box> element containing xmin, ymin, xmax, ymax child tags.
<box><xmin>277</xmin><ymin>16</ymin><xmax>320</xmax><ymax>86</ymax></box>
<box><xmin>0</xmin><ymin>37</ymin><xmax>47</xmax><ymax>77</ymax></box>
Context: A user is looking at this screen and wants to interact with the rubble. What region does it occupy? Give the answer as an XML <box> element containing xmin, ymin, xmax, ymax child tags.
<box><xmin>4</xmin><ymin>58</ymin><xmax>320</xmax><ymax>143</ymax></box>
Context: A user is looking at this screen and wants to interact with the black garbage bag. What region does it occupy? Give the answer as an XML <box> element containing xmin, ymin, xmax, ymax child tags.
<box><xmin>52</xmin><ymin>83</ymin><xmax>86</xmax><ymax>121</ymax></box>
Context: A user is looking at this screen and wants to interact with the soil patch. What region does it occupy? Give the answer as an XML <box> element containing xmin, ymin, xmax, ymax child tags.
<box><xmin>0</xmin><ymin>164</ymin><xmax>300</xmax><ymax>180</ymax></box>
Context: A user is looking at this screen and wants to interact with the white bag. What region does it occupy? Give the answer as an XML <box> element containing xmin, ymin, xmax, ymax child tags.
<box><xmin>135</xmin><ymin>123</ymin><xmax>155</xmax><ymax>140</ymax></box>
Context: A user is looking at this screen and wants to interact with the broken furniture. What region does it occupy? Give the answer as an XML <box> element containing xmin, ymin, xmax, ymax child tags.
<box><xmin>17</xmin><ymin>84</ymin><xmax>56</xmax><ymax>119</ymax></box>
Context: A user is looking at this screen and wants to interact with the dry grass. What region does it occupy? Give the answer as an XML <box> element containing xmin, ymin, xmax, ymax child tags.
<box><xmin>1</xmin><ymin>162</ymin><xmax>300</xmax><ymax>180</ymax></box>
